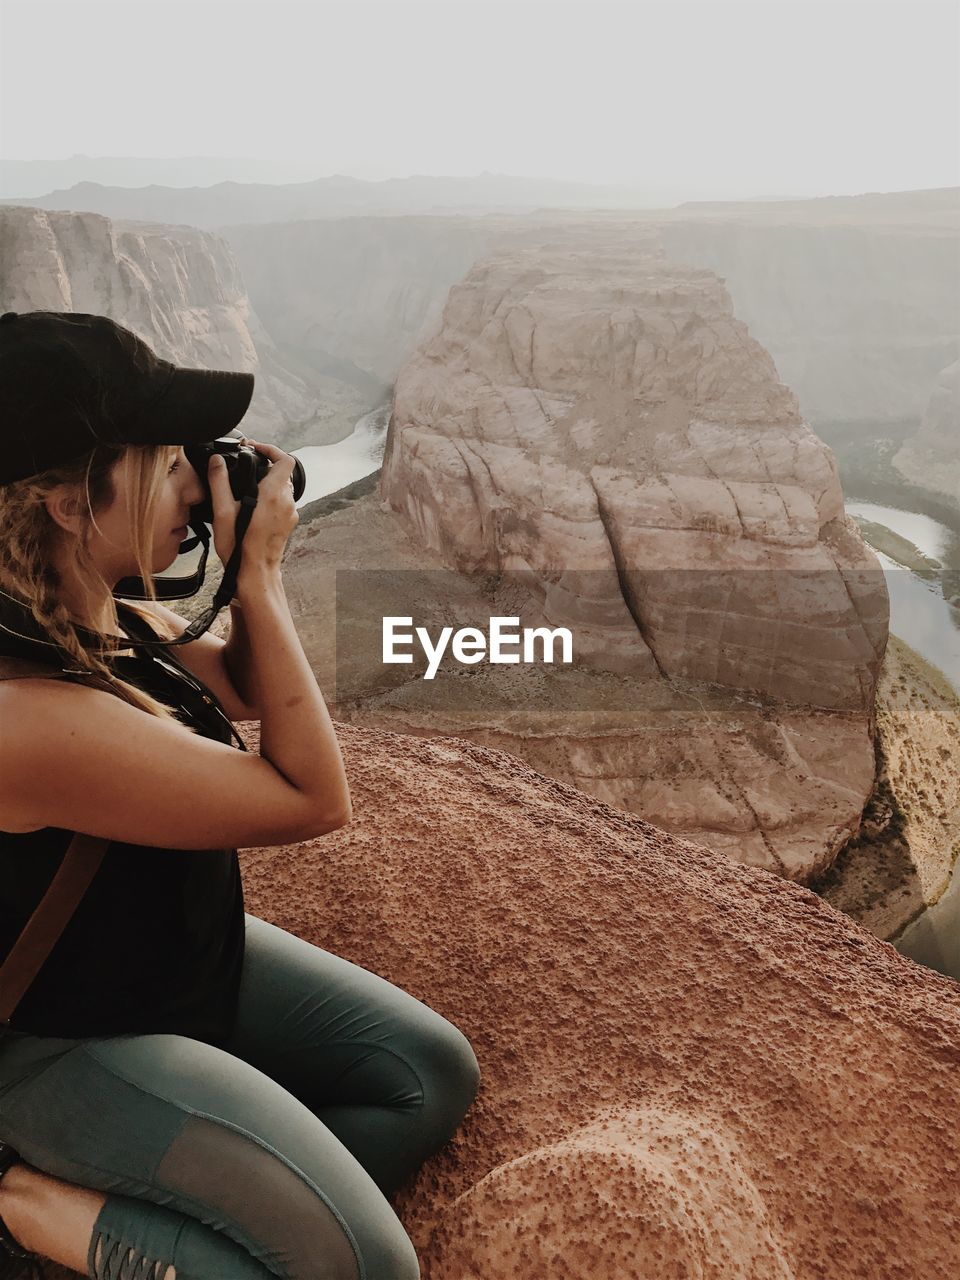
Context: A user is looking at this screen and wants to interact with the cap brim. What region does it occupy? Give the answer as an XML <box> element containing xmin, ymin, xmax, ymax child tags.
<box><xmin>135</xmin><ymin>366</ymin><xmax>256</xmax><ymax>446</ymax></box>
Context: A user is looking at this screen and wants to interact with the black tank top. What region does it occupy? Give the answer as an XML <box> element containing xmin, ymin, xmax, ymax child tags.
<box><xmin>0</xmin><ymin>593</ymin><xmax>247</xmax><ymax>1046</ymax></box>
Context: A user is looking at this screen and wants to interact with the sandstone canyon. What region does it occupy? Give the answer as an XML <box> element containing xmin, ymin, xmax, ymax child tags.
<box><xmin>891</xmin><ymin>358</ymin><xmax>960</xmax><ymax>507</ymax></box>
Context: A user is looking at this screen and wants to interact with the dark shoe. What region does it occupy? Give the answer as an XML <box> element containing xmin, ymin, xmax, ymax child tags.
<box><xmin>0</xmin><ymin>1144</ymin><xmax>45</xmax><ymax>1280</ymax></box>
<box><xmin>0</xmin><ymin>1243</ymin><xmax>45</xmax><ymax>1280</ymax></box>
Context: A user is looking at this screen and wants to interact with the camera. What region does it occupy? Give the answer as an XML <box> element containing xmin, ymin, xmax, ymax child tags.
<box><xmin>113</xmin><ymin>430</ymin><xmax>307</xmax><ymax>606</ymax></box>
<box><xmin>183</xmin><ymin>429</ymin><xmax>307</xmax><ymax>523</ymax></box>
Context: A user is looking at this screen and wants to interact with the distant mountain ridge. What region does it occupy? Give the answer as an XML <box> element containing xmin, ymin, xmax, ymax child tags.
<box><xmin>0</xmin><ymin>155</ymin><xmax>359</xmax><ymax>197</ymax></box>
<box><xmin>0</xmin><ymin>166</ymin><xmax>762</xmax><ymax>226</ymax></box>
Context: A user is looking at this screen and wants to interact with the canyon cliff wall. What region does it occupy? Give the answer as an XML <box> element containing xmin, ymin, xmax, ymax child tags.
<box><xmin>216</xmin><ymin>192</ymin><xmax>958</xmax><ymax>440</ymax></box>
<box><xmin>658</xmin><ymin>214</ymin><xmax>959</xmax><ymax>430</ymax></box>
<box><xmin>0</xmin><ymin>205</ymin><xmax>364</xmax><ymax>447</ymax></box>
<box><xmin>221</xmin><ymin>215</ymin><xmax>514</xmax><ymax>392</ymax></box>
<box><xmin>381</xmin><ymin>244</ymin><xmax>886</xmax><ymax>708</ymax></box>
<box><xmin>892</xmin><ymin>358</ymin><xmax>960</xmax><ymax>507</ymax></box>
<box><xmin>221</xmin><ymin>200</ymin><xmax>959</xmax><ymax>502</ymax></box>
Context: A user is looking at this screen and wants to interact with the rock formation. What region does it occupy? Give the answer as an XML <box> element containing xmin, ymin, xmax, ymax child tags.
<box><xmin>234</xmin><ymin>721</ymin><xmax>959</xmax><ymax>1279</ymax></box>
<box><xmin>0</xmin><ymin>205</ymin><xmax>368</xmax><ymax>447</ymax></box>
<box><xmin>814</xmin><ymin>633</ymin><xmax>960</xmax><ymax>940</ymax></box>
<box><xmin>222</xmin><ymin>192</ymin><xmax>958</xmax><ymax>500</ymax></box>
<box><xmin>347</xmin><ymin>244</ymin><xmax>887</xmax><ymax>881</ymax></box>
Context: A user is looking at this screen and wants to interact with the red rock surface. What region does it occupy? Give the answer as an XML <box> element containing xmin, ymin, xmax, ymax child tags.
<box><xmin>234</xmin><ymin>720</ymin><xmax>960</xmax><ymax>1279</ymax></box>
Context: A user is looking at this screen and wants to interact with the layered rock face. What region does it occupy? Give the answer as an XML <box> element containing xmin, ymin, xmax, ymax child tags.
<box><xmin>893</xmin><ymin>359</ymin><xmax>960</xmax><ymax>509</ymax></box>
<box><xmin>0</xmin><ymin>206</ymin><xmax>364</xmax><ymax>446</ymax></box>
<box><xmin>226</xmin><ymin>720</ymin><xmax>958</xmax><ymax>1280</ymax></box>
<box><xmin>382</xmin><ymin>247</ymin><xmax>886</xmax><ymax>704</ymax></box>
<box><xmin>815</xmin><ymin>633</ymin><xmax>960</xmax><ymax>941</ymax></box>
<box><xmin>366</xmin><ymin>246</ymin><xmax>887</xmax><ymax>879</ymax></box>
<box><xmin>284</xmin><ymin>483</ymin><xmax>882</xmax><ymax>881</ymax></box>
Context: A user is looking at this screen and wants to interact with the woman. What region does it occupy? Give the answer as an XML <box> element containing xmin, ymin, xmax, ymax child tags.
<box><xmin>0</xmin><ymin>311</ymin><xmax>480</xmax><ymax>1280</ymax></box>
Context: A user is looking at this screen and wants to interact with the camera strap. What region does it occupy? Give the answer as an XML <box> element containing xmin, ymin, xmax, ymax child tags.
<box><xmin>0</xmin><ymin>830</ymin><xmax>108</xmax><ymax>1026</ymax></box>
<box><xmin>114</xmin><ymin>492</ymin><xmax>260</xmax><ymax>650</ymax></box>
<box><xmin>0</xmin><ymin>657</ymin><xmax>111</xmax><ymax>1025</ymax></box>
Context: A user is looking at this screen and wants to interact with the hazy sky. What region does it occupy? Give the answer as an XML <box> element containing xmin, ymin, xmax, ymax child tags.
<box><xmin>0</xmin><ymin>0</ymin><xmax>957</xmax><ymax>197</ymax></box>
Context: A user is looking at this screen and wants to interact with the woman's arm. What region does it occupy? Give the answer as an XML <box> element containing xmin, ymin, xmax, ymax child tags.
<box><xmin>222</xmin><ymin>597</ymin><xmax>258</xmax><ymax>716</ymax></box>
<box><xmin>1</xmin><ymin>459</ymin><xmax>351</xmax><ymax>845</ymax></box>
<box><xmin>232</xmin><ymin>562</ymin><xmax>351</xmax><ymax>829</ymax></box>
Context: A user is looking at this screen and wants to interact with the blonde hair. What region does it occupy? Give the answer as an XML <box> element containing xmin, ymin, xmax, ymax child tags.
<box><xmin>0</xmin><ymin>441</ymin><xmax>199</xmax><ymax>731</ymax></box>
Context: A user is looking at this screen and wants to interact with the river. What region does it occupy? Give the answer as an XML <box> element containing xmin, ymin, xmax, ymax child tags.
<box><xmin>844</xmin><ymin>501</ymin><xmax>960</xmax><ymax>979</ymax></box>
<box><xmin>292</xmin><ymin>403</ymin><xmax>391</xmax><ymax>508</ymax></box>
<box><xmin>845</xmin><ymin>501</ymin><xmax>960</xmax><ymax>693</ymax></box>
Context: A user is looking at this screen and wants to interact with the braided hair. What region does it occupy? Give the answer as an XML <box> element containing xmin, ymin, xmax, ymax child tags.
<box><xmin>0</xmin><ymin>440</ymin><xmax>199</xmax><ymax>732</ymax></box>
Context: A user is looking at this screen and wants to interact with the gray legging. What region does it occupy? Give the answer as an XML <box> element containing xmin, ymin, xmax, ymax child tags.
<box><xmin>0</xmin><ymin>913</ymin><xmax>481</xmax><ymax>1280</ymax></box>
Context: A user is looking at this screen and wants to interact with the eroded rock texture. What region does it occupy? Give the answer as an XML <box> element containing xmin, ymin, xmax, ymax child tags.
<box><xmin>372</xmin><ymin>246</ymin><xmax>887</xmax><ymax>879</ymax></box>
<box><xmin>235</xmin><ymin>720</ymin><xmax>960</xmax><ymax>1280</ymax></box>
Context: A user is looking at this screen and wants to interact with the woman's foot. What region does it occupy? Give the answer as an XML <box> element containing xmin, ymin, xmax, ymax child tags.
<box><xmin>0</xmin><ymin>1145</ymin><xmax>45</xmax><ymax>1280</ymax></box>
<box><xmin>0</xmin><ymin>1146</ymin><xmax>109</xmax><ymax>1276</ymax></box>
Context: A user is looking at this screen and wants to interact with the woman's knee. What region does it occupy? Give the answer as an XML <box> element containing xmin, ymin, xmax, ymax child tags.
<box><xmin>415</xmin><ymin>1016</ymin><xmax>481</xmax><ymax>1134</ymax></box>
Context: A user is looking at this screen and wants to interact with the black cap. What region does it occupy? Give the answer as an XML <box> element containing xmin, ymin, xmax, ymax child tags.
<box><xmin>0</xmin><ymin>310</ymin><xmax>256</xmax><ymax>485</ymax></box>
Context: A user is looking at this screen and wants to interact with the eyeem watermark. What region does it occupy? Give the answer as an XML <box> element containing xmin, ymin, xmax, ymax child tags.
<box><xmin>335</xmin><ymin>566</ymin><xmax>929</xmax><ymax>712</ymax></box>
<box><xmin>383</xmin><ymin>616</ymin><xmax>574</xmax><ymax>679</ymax></box>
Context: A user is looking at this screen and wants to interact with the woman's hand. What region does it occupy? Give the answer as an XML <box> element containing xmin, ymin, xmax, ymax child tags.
<box><xmin>207</xmin><ymin>438</ymin><xmax>299</xmax><ymax>573</ymax></box>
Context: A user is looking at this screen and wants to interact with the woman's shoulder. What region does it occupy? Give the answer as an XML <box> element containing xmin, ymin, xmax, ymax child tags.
<box><xmin>0</xmin><ymin>674</ymin><xmax>118</xmax><ymax>832</ymax></box>
<box><xmin>0</xmin><ymin>667</ymin><xmax>112</xmax><ymax>717</ymax></box>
